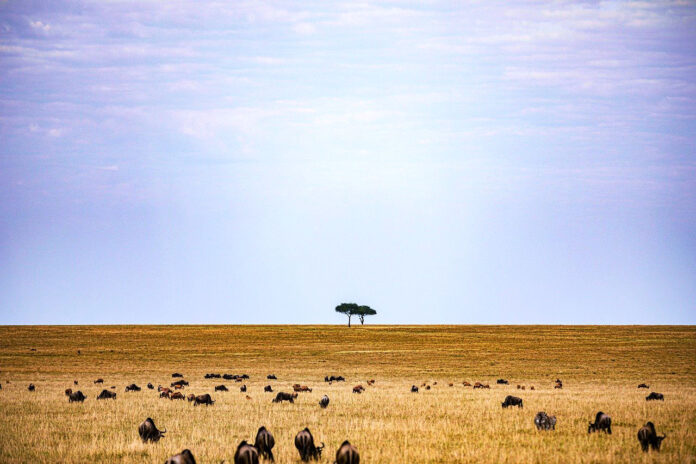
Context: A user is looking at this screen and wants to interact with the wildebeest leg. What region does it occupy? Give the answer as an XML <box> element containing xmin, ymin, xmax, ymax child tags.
<box><xmin>606</xmin><ymin>425</ymin><xmax>612</xmax><ymax>435</ymax></box>
<box><xmin>268</xmin><ymin>449</ymin><xmax>275</xmax><ymax>462</ymax></box>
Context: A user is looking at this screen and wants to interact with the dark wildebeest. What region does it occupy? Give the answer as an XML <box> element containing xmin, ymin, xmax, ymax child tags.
<box><xmin>352</xmin><ymin>385</ymin><xmax>364</xmax><ymax>394</ymax></box>
<box><xmin>588</xmin><ymin>411</ymin><xmax>612</xmax><ymax>434</ymax></box>
<box><xmin>254</xmin><ymin>426</ymin><xmax>275</xmax><ymax>461</ymax></box>
<box><xmin>74</xmin><ymin>380</ymin><xmax>78</xmax><ymax>385</ymax></box>
<box><xmin>367</xmin><ymin>379</ymin><xmax>375</xmax><ymax>386</ymax></box>
<box><xmin>234</xmin><ymin>440</ymin><xmax>259</xmax><ymax>464</ymax></box>
<box><xmin>294</xmin><ymin>428</ymin><xmax>324</xmax><ymax>461</ymax></box>
<box><xmin>267</xmin><ymin>374</ymin><xmax>277</xmax><ymax>380</ymax></box>
<box><xmin>193</xmin><ymin>393</ymin><xmax>214</xmax><ymax>406</ymax></box>
<box><xmin>335</xmin><ymin>440</ymin><xmax>359</xmax><ymax>464</ymax></box>
<box><xmin>646</xmin><ymin>392</ymin><xmax>664</xmax><ymax>401</ymax></box>
<box><xmin>215</xmin><ymin>385</ymin><xmax>228</xmax><ymax>392</ymax></box>
<box><xmin>97</xmin><ymin>389</ymin><xmax>116</xmax><ymax>400</ymax></box>
<box><xmin>94</xmin><ymin>378</ymin><xmax>104</xmax><ymax>384</ymax></box>
<box><xmin>319</xmin><ymin>395</ymin><xmax>329</xmax><ymax>408</ymax></box>
<box><xmin>502</xmin><ymin>395</ymin><xmax>523</xmax><ymax>408</ymax></box>
<box><xmin>411</xmin><ymin>385</ymin><xmax>419</xmax><ymax>393</ymax></box>
<box><xmin>138</xmin><ymin>417</ymin><xmax>166</xmax><ymax>442</ymax></box>
<box><xmin>187</xmin><ymin>394</ymin><xmax>195</xmax><ymax>402</ymax></box>
<box><xmin>28</xmin><ymin>383</ymin><xmax>36</xmax><ymax>391</ymax></box>
<box><xmin>473</xmin><ymin>382</ymin><xmax>490</xmax><ymax>389</ymax></box>
<box><xmin>241</xmin><ymin>385</ymin><xmax>247</xmax><ymax>392</ymax></box>
<box><xmin>462</xmin><ymin>381</ymin><xmax>471</xmax><ymax>387</ymax></box>
<box><xmin>637</xmin><ymin>421</ymin><xmax>666</xmax><ymax>452</ymax></box>
<box><xmin>165</xmin><ymin>449</ymin><xmax>196</xmax><ymax>464</ymax></box>
<box><xmin>325</xmin><ymin>375</ymin><xmax>346</xmax><ymax>382</ymax></box>
<box><xmin>638</xmin><ymin>383</ymin><xmax>650</xmax><ymax>389</ymax></box>
<box><xmin>497</xmin><ymin>379</ymin><xmax>509</xmax><ymax>385</ymax></box>
<box><xmin>170</xmin><ymin>392</ymin><xmax>185</xmax><ymax>400</ymax></box>
<box><xmin>171</xmin><ymin>380</ymin><xmax>189</xmax><ymax>388</ymax></box>
<box><xmin>69</xmin><ymin>391</ymin><xmax>86</xmax><ymax>403</ymax></box>
<box><xmin>65</xmin><ymin>388</ymin><xmax>73</xmax><ymax>396</ymax></box>
<box><xmin>147</xmin><ymin>383</ymin><xmax>154</xmax><ymax>389</ymax></box>
<box><xmin>125</xmin><ymin>384</ymin><xmax>141</xmax><ymax>392</ymax></box>
<box><xmin>172</xmin><ymin>373</ymin><xmax>184</xmax><ymax>378</ymax></box>
<box><xmin>426</xmin><ymin>385</ymin><xmax>431</xmax><ymax>390</ymax></box>
<box><xmin>272</xmin><ymin>392</ymin><xmax>297</xmax><ymax>403</ymax></box>
<box><xmin>264</xmin><ymin>385</ymin><xmax>273</xmax><ymax>393</ymax></box>
<box><xmin>205</xmin><ymin>373</ymin><xmax>221</xmax><ymax>379</ymax></box>
<box><xmin>534</xmin><ymin>411</ymin><xmax>557</xmax><ymax>430</ymax></box>
<box><xmin>294</xmin><ymin>384</ymin><xmax>312</xmax><ymax>393</ymax></box>
<box><xmin>223</xmin><ymin>374</ymin><xmax>234</xmax><ymax>380</ymax></box>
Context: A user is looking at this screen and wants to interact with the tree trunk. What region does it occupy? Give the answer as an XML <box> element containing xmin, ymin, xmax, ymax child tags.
<box><xmin>360</xmin><ymin>315</ymin><xmax>365</xmax><ymax>325</ymax></box>
<box><xmin>348</xmin><ymin>314</ymin><xmax>351</xmax><ymax>327</ymax></box>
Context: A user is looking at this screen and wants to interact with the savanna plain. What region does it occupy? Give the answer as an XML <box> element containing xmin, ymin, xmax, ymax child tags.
<box><xmin>0</xmin><ymin>325</ymin><xmax>694</xmax><ymax>463</ymax></box>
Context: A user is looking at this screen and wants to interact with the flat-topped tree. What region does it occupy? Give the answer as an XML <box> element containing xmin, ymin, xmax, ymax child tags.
<box><xmin>355</xmin><ymin>305</ymin><xmax>377</xmax><ymax>325</ymax></box>
<box><xmin>335</xmin><ymin>303</ymin><xmax>359</xmax><ymax>327</ymax></box>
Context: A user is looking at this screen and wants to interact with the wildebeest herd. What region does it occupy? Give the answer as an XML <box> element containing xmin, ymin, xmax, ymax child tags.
<box><xmin>12</xmin><ymin>373</ymin><xmax>669</xmax><ymax>461</ymax></box>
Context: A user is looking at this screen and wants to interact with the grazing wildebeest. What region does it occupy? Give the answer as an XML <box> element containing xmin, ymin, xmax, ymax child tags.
<box><xmin>497</xmin><ymin>379</ymin><xmax>509</xmax><ymax>385</ymax></box>
<box><xmin>646</xmin><ymin>392</ymin><xmax>664</xmax><ymax>401</ymax></box>
<box><xmin>215</xmin><ymin>385</ymin><xmax>228</xmax><ymax>392</ymax></box>
<box><xmin>411</xmin><ymin>385</ymin><xmax>419</xmax><ymax>393</ymax></box>
<box><xmin>272</xmin><ymin>392</ymin><xmax>297</xmax><ymax>403</ymax></box>
<box><xmin>187</xmin><ymin>394</ymin><xmax>195</xmax><ymax>402</ymax></box>
<box><xmin>171</xmin><ymin>380</ymin><xmax>189</xmax><ymax>388</ymax></box>
<box><xmin>97</xmin><ymin>389</ymin><xmax>116</xmax><ymax>399</ymax></box>
<box><xmin>637</xmin><ymin>421</ymin><xmax>666</xmax><ymax>452</ymax></box>
<box><xmin>223</xmin><ymin>374</ymin><xmax>235</xmax><ymax>380</ymax></box>
<box><xmin>335</xmin><ymin>440</ymin><xmax>359</xmax><ymax>464</ymax></box>
<box><xmin>165</xmin><ymin>449</ymin><xmax>196</xmax><ymax>464</ymax></box>
<box><xmin>352</xmin><ymin>385</ymin><xmax>364</xmax><ymax>394</ymax></box>
<box><xmin>294</xmin><ymin>428</ymin><xmax>324</xmax><ymax>461</ymax></box>
<box><xmin>638</xmin><ymin>383</ymin><xmax>650</xmax><ymax>389</ymax></box>
<box><xmin>160</xmin><ymin>391</ymin><xmax>171</xmax><ymax>399</ymax></box>
<box><xmin>28</xmin><ymin>383</ymin><xmax>35</xmax><ymax>391</ymax></box>
<box><xmin>588</xmin><ymin>411</ymin><xmax>612</xmax><ymax>434</ymax></box>
<box><xmin>254</xmin><ymin>426</ymin><xmax>275</xmax><ymax>461</ymax></box>
<box><xmin>69</xmin><ymin>391</ymin><xmax>86</xmax><ymax>402</ymax></box>
<box><xmin>293</xmin><ymin>384</ymin><xmax>312</xmax><ymax>393</ymax></box>
<box><xmin>264</xmin><ymin>385</ymin><xmax>273</xmax><ymax>392</ymax></box>
<box><xmin>94</xmin><ymin>378</ymin><xmax>104</xmax><ymax>384</ymax></box>
<box><xmin>234</xmin><ymin>440</ymin><xmax>259</xmax><ymax>464</ymax></box>
<box><xmin>65</xmin><ymin>388</ymin><xmax>73</xmax><ymax>396</ymax></box>
<box><xmin>502</xmin><ymin>395</ymin><xmax>523</xmax><ymax>408</ymax></box>
<box><xmin>125</xmin><ymin>384</ymin><xmax>141</xmax><ymax>392</ymax></box>
<box><xmin>448</xmin><ymin>383</ymin><xmax>454</xmax><ymax>387</ymax></box>
<box><xmin>267</xmin><ymin>374</ymin><xmax>277</xmax><ymax>380</ymax></box>
<box><xmin>147</xmin><ymin>383</ymin><xmax>154</xmax><ymax>389</ymax></box>
<box><xmin>205</xmin><ymin>373</ymin><xmax>221</xmax><ymax>379</ymax></box>
<box><xmin>138</xmin><ymin>417</ymin><xmax>166</xmax><ymax>442</ymax></box>
<box><xmin>170</xmin><ymin>392</ymin><xmax>185</xmax><ymax>400</ymax></box>
<box><xmin>534</xmin><ymin>411</ymin><xmax>557</xmax><ymax>430</ymax></box>
<box><xmin>367</xmin><ymin>379</ymin><xmax>375</xmax><ymax>386</ymax></box>
<box><xmin>462</xmin><ymin>381</ymin><xmax>471</xmax><ymax>387</ymax></box>
<box><xmin>473</xmin><ymin>382</ymin><xmax>490</xmax><ymax>389</ymax></box>
<box><xmin>319</xmin><ymin>395</ymin><xmax>329</xmax><ymax>408</ymax></box>
<box><xmin>74</xmin><ymin>380</ymin><xmax>78</xmax><ymax>385</ymax></box>
<box><xmin>241</xmin><ymin>385</ymin><xmax>247</xmax><ymax>392</ymax></box>
<box><xmin>193</xmin><ymin>393</ymin><xmax>214</xmax><ymax>406</ymax></box>
<box><xmin>172</xmin><ymin>373</ymin><xmax>184</xmax><ymax>378</ymax></box>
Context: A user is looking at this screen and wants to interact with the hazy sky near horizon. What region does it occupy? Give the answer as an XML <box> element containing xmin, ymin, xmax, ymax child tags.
<box><xmin>1</xmin><ymin>1</ymin><xmax>695</xmax><ymax>324</ymax></box>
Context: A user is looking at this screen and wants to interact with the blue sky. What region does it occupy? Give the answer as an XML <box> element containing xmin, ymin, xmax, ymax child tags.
<box><xmin>1</xmin><ymin>1</ymin><xmax>695</xmax><ymax>324</ymax></box>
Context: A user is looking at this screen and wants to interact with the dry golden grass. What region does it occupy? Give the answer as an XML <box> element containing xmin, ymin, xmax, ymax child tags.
<box><xmin>0</xmin><ymin>325</ymin><xmax>694</xmax><ymax>463</ymax></box>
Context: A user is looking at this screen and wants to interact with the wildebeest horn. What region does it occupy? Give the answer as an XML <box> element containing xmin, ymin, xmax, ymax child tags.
<box><xmin>319</xmin><ymin>442</ymin><xmax>325</xmax><ymax>449</ymax></box>
<box><xmin>160</xmin><ymin>428</ymin><xmax>167</xmax><ymax>434</ymax></box>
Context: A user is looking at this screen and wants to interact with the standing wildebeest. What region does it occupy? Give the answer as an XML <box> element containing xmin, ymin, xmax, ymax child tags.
<box><xmin>646</xmin><ymin>392</ymin><xmax>664</xmax><ymax>401</ymax></box>
<box><xmin>97</xmin><ymin>389</ymin><xmax>116</xmax><ymax>399</ymax></box>
<box><xmin>554</xmin><ymin>379</ymin><xmax>563</xmax><ymax>389</ymax></box>
<box><xmin>294</xmin><ymin>428</ymin><xmax>324</xmax><ymax>461</ymax></box>
<box><xmin>352</xmin><ymin>385</ymin><xmax>364</xmax><ymax>394</ymax></box>
<box><xmin>272</xmin><ymin>392</ymin><xmax>297</xmax><ymax>403</ymax></box>
<box><xmin>241</xmin><ymin>385</ymin><xmax>247</xmax><ymax>392</ymax></box>
<box><xmin>234</xmin><ymin>440</ymin><xmax>259</xmax><ymax>464</ymax></box>
<box><xmin>588</xmin><ymin>411</ymin><xmax>612</xmax><ymax>434</ymax></box>
<box><xmin>497</xmin><ymin>379</ymin><xmax>509</xmax><ymax>385</ymax></box>
<box><xmin>170</xmin><ymin>392</ymin><xmax>185</xmax><ymax>400</ymax></box>
<box><xmin>335</xmin><ymin>440</ymin><xmax>359</xmax><ymax>464</ymax></box>
<box><xmin>325</xmin><ymin>375</ymin><xmax>346</xmax><ymax>382</ymax></box>
<box><xmin>68</xmin><ymin>391</ymin><xmax>86</xmax><ymax>402</ymax></box>
<box><xmin>147</xmin><ymin>383</ymin><xmax>154</xmax><ymax>389</ymax></box>
<box><xmin>138</xmin><ymin>417</ymin><xmax>166</xmax><ymax>442</ymax></box>
<box><xmin>193</xmin><ymin>393</ymin><xmax>214</xmax><ymax>406</ymax></box>
<box><xmin>319</xmin><ymin>395</ymin><xmax>329</xmax><ymax>408</ymax></box>
<box><xmin>28</xmin><ymin>384</ymin><xmax>35</xmax><ymax>391</ymax></box>
<box><xmin>171</xmin><ymin>379</ymin><xmax>189</xmax><ymax>388</ymax></box>
<box><xmin>74</xmin><ymin>380</ymin><xmax>78</xmax><ymax>385</ymax></box>
<box><xmin>205</xmin><ymin>373</ymin><xmax>221</xmax><ymax>379</ymax></box>
<box><xmin>65</xmin><ymin>388</ymin><xmax>73</xmax><ymax>396</ymax></box>
<box><xmin>534</xmin><ymin>411</ymin><xmax>557</xmax><ymax>430</ymax></box>
<box><xmin>462</xmin><ymin>381</ymin><xmax>471</xmax><ymax>387</ymax></box>
<box><xmin>637</xmin><ymin>421</ymin><xmax>666</xmax><ymax>452</ymax></box>
<box><xmin>254</xmin><ymin>426</ymin><xmax>275</xmax><ymax>461</ymax></box>
<box><xmin>94</xmin><ymin>378</ymin><xmax>104</xmax><ymax>384</ymax></box>
<box><xmin>411</xmin><ymin>385</ymin><xmax>419</xmax><ymax>393</ymax></box>
<box><xmin>502</xmin><ymin>395</ymin><xmax>523</xmax><ymax>408</ymax></box>
<box><xmin>294</xmin><ymin>384</ymin><xmax>312</xmax><ymax>393</ymax></box>
<box><xmin>638</xmin><ymin>383</ymin><xmax>650</xmax><ymax>389</ymax></box>
<box><xmin>267</xmin><ymin>374</ymin><xmax>277</xmax><ymax>380</ymax></box>
<box><xmin>264</xmin><ymin>385</ymin><xmax>273</xmax><ymax>392</ymax></box>
<box><xmin>187</xmin><ymin>394</ymin><xmax>195</xmax><ymax>402</ymax></box>
<box><xmin>473</xmin><ymin>382</ymin><xmax>490</xmax><ymax>389</ymax></box>
<box><xmin>215</xmin><ymin>385</ymin><xmax>228</xmax><ymax>392</ymax></box>
<box><xmin>172</xmin><ymin>373</ymin><xmax>184</xmax><ymax>378</ymax></box>
<box><xmin>125</xmin><ymin>384</ymin><xmax>141</xmax><ymax>392</ymax></box>
<box><xmin>165</xmin><ymin>449</ymin><xmax>196</xmax><ymax>464</ymax></box>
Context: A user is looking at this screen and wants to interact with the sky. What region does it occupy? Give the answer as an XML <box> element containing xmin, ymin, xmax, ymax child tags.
<box><xmin>1</xmin><ymin>0</ymin><xmax>695</xmax><ymax>324</ymax></box>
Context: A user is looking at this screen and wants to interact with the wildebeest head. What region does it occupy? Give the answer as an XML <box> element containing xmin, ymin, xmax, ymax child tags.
<box><xmin>138</xmin><ymin>417</ymin><xmax>166</xmax><ymax>443</ymax></box>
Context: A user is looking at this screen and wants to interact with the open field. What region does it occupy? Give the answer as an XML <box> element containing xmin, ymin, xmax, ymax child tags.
<box><xmin>0</xmin><ymin>325</ymin><xmax>694</xmax><ymax>463</ymax></box>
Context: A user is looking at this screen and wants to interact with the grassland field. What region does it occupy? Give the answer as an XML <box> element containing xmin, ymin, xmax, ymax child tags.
<box><xmin>0</xmin><ymin>325</ymin><xmax>694</xmax><ymax>463</ymax></box>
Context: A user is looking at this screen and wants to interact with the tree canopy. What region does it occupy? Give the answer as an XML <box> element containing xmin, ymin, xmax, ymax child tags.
<box><xmin>335</xmin><ymin>303</ymin><xmax>377</xmax><ymax>327</ymax></box>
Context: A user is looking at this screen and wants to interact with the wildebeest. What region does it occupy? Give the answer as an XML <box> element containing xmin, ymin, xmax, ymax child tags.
<box><xmin>411</xmin><ymin>385</ymin><xmax>419</xmax><ymax>393</ymax></box>
<box><xmin>638</xmin><ymin>383</ymin><xmax>650</xmax><ymax>389</ymax></box>
<box><xmin>74</xmin><ymin>380</ymin><xmax>78</xmax><ymax>385</ymax></box>
<box><xmin>172</xmin><ymin>373</ymin><xmax>184</xmax><ymax>378</ymax></box>
<box><xmin>65</xmin><ymin>388</ymin><xmax>73</xmax><ymax>396</ymax></box>
<box><xmin>28</xmin><ymin>383</ymin><xmax>35</xmax><ymax>391</ymax></box>
<box><xmin>69</xmin><ymin>390</ymin><xmax>86</xmax><ymax>403</ymax></box>
<box><xmin>254</xmin><ymin>426</ymin><xmax>275</xmax><ymax>461</ymax></box>
<box><xmin>187</xmin><ymin>394</ymin><xmax>195</xmax><ymax>402</ymax></box>
<box><xmin>267</xmin><ymin>374</ymin><xmax>277</xmax><ymax>380</ymax></box>
<box><xmin>352</xmin><ymin>385</ymin><xmax>364</xmax><ymax>394</ymax></box>
<box><xmin>215</xmin><ymin>385</ymin><xmax>228</xmax><ymax>392</ymax></box>
<box><xmin>171</xmin><ymin>379</ymin><xmax>189</xmax><ymax>388</ymax></box>
<box><xmin>272</xmin><ymin>392</ymin><xmax>297</xmax><ymax>403</ymax></box>
<box><xmin>293</xmin><ymin>384</ymin><xmax>312</xmax><ymax>393</ymax></box>
<box><xmin>125</xmin><ymin>383</ymin><xmax>141</xmax><ymax>392</ymax></box>
<box><xmin>294</xmin><ymin>428</ymin><xmax>324</xmax><ymax>461</ymax></box>
<box><xmin>473</xmin><ymin>382</ymin><xmax>490</xmax><ymax>389</ymax></box>
<box><xmin>534</xmin><ymin>411</ymin><xmax>557</xmax><ymax>430</ymax></box>
<box><xmin>502</xmin><ymin>395</ymin><xmax>523</xmax><ymax>408</ymax></box>
<box><xmin>588</xmin><ymin>411</ymin><xmax>612</xmax><ymax>434</ymax></box>
<box><xmin>426</xmin><ymin>385</ymin><xmax>431</xmax><ymax>390</ymax></box>
<box><xmin>367</xmin><ymin>379</ymin><xmax>375</xmax><ymax>386</ymax></box>
<box><xmin>165</xmin><ymin>449</ymin><xmax>196</xmax><ymax>464</ymax></box>
<box><xmin>448</xmin><ymin>383</ymin><xmax>453</xmax><ymax>387</ymax></box>
<box><xmin>147</xmin><ymin>383</ymin><xmax>154</xmax><ymax>389</ymax></box>
<box><xmin>497</xmin><ymin>379</ymin><xmax>509</xmax><ymax>385</ymax></box>
<box><xmin>264</xmin><ymin>385</ymin><xmax>273</xmax><ymax>392</ymax></box>
<box><xmin>193</xmin><ymin>393</ymin><xmax>214</xmax><ymax>406</ymax></box>
<box><xmin>325</xmin><ymin>375</ymin><xmax>345</xmax><ymax>382</ymax></box>
<box><xmin>205</xmin><ymin>373</ymin><xmax>222</xmax><ymax>379</ymax></box>
<box><xmin>530</xmin><ymin>386</ymin><xmax>535</xmax><ymax>390</ymax></box>
<box><xmin>554</xmin><ymin>379</ymin><xmax>563</xmax><ymax>389</ymax></box>
<box><xmin>462</xmin><ymin>381</ymin><xmax>471</xmax><ymax>387</ymax></box>
<box><xmin>646</xmin><ymin>392</ymin><xmax>664</xmax><ymax>401</ymax></box>
<box><xmin>97</xmin><ymin>389</ymin><xmax>116</xmax><ymax>400</ymax></box>
<box><xmin>234</xmin><ymin>440</ymin><xmax>259</xmax><ymax>464</ymax></box>
<box><xmin>335</xmin><ymin>440</ymin><xmax>359</xmax><ymax>464</ymax></box>
<box><xmin>94</xmin><ymin>378</ymin><xmax>104</xmax><ymax>384</ymax></box>
<box><xmin>241</xmin><ymin>385</ymin><xmax>247</xmax><ymax>392</ymax></box>
<box><xmin>319</xmin><ymin>395</ymin><xmax>329</xmax><ymax>408</ymax></box>
<box><xmin>637</xmin><ymin>421</ymin><xmax>666</xmax><ymax>452</ymax></box>
<box><xmin>223</xmin><ymin>374</ymin><xmax>235</xmax><ymax>380</ymax></box>
<box><xmin>170</xmin><ymin>392</ymin><xmax>185</xmax><ymax>400</ymax></box>
<box><xmin>138</xmin><ymin>417</ymin><xmax>166</xmax><ymax>442</ymax></box>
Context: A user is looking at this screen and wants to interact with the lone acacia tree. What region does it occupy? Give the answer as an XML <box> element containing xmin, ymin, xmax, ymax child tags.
<box><xmin>335</xmin><ymin>303</ymin><xmax>377</xmax><ymax>327</ymax></box>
